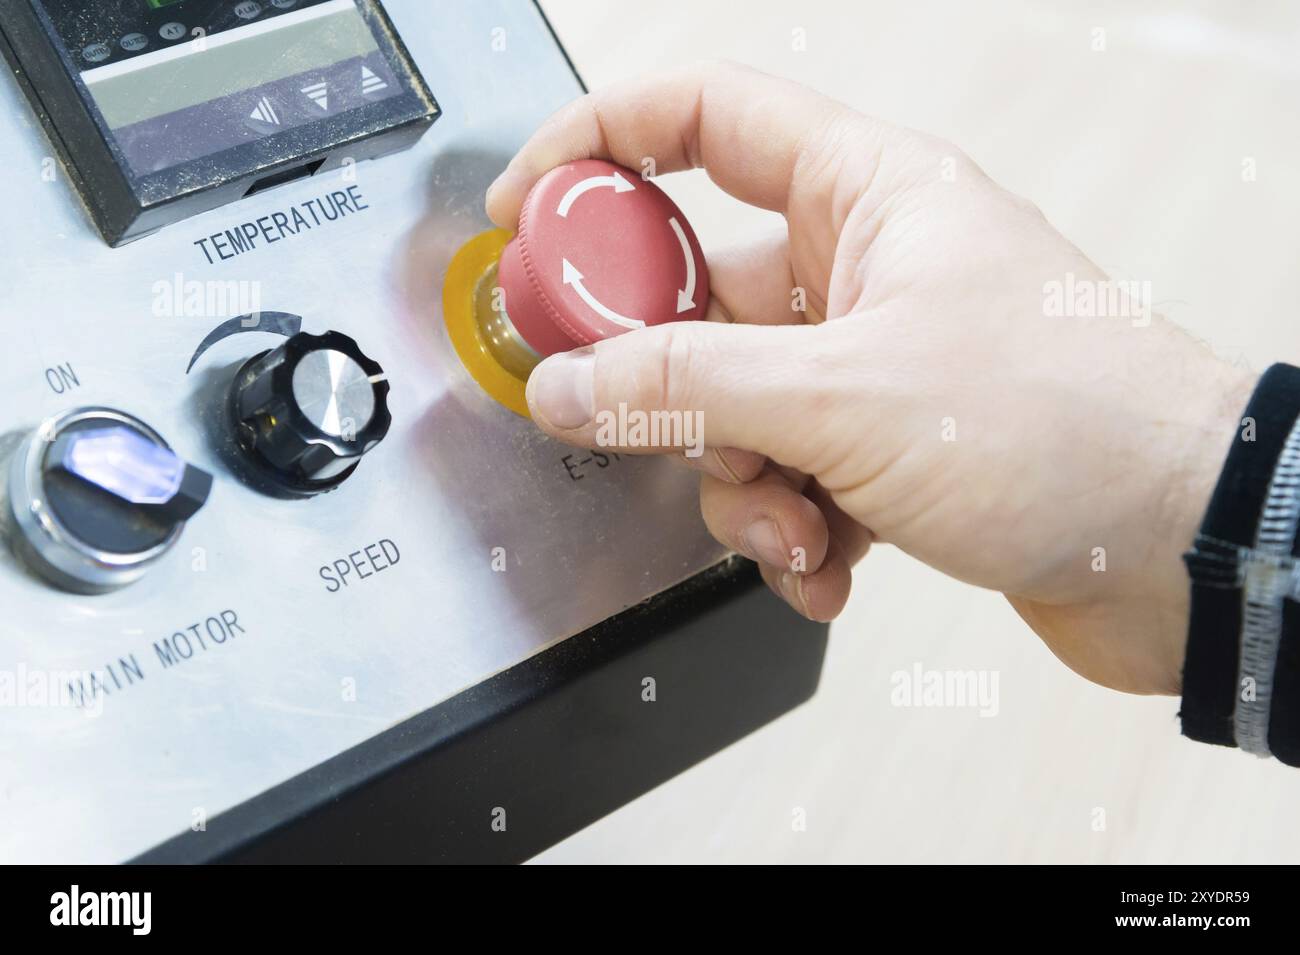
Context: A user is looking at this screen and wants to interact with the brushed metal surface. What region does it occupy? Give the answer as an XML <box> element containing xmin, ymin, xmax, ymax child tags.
<box><xmin>0</xmin><ymin>0</ymin><xmax>726</xmax><ymax>863</ymax></box>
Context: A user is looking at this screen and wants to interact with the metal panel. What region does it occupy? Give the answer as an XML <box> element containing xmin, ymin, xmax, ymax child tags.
<box><xmin>134</xmin><ymin>559</ymin><xmax>828</xmax><ymax>864</ymax></box>
<box><xmin>0</xmin><ymin>0</ymin><xmax>726</xmax><ymax>863</ymax></box>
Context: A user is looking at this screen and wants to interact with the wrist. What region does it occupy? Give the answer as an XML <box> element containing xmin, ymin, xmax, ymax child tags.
<box><xmin>1148</xmin><ymin>359</ymin><xmax>1257</xmax><ymax>693</ymax></box>
<box><xmin>1009</xmin><ymin>352</ymin><xmax>1255</xmax><ymax>696</ymax></box>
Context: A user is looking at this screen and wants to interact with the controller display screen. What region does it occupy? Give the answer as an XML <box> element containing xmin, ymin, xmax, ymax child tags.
<box><xmin>43</xmin><ymin>0</ymin><xmax>403</xmax><ymax>174</ymax></box>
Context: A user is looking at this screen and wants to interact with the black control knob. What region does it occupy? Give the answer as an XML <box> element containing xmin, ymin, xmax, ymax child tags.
<box><xmin>227</xmin><ymin>330</ymin><xmax>391</xmax><ymax>496</ymax></box>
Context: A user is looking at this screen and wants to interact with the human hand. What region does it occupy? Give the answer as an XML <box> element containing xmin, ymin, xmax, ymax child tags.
<box><xmin>486</xmin><ymin>61</ymin><xmax>1254</xmax><ymax>695</ymax></box>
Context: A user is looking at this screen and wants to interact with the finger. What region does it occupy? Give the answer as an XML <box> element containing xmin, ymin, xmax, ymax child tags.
<box><xmin>524</xmin><ymin>319</ymin><xmax>845</xmax><ymax>472</ymax></box>
<box><xmin>706</xmin><ymin>232</ymin><xmax>812</xmax><ymax>327</ymax></box>
<box><xmin>743</xmin><ymin>474</ymin><xmax>861</xmax><ymax>620</ymax></box>
<box><xmin>806</xmin><ymin>479</ymin><xmax>874</xmax><ymax>565</ymax></box>
<box><xmin>700</xmin><ymin>470</ymin><xmax>829</xmax><ymax>574</ymax></box>
<box><xmin>486</xmin><ymin>60</ymin><xmax>865</xmax><ymax>228</ymax></box>
<box><xmin>758</xmin><ymin>535</ymin><xmax>853</xmax><ymax>622</ymax></box>
<box><xmin>672</xmin><ymin>446</ymin><xmax>767</xmax><ymax>484</ymax></box>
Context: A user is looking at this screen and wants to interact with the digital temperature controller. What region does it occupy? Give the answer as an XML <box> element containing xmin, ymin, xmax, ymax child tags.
<box><xmin>0</xmin><ymin>0</ymin><xmax>438</xmax><ymax>245</ymax></box>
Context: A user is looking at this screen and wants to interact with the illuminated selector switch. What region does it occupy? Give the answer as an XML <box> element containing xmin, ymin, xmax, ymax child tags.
<box><xmin>6</xmin><ymin>407</ymin><xmax>212</xmax><ymax>593</ymax></box>
<box><xmin>443</xmin><ymin>159</ymin><xmax>709</xmax><ymax>416</ymax></box>
<box><xmin>227</xmin><ymin>330</ymin><xmax>391</xmax><ymax>496</ymax></box>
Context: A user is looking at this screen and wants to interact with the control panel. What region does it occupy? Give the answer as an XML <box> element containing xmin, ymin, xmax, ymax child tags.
<box><xmin>0</xmin><ymin>1</ymin><xmax>727</xmax><ymax>862</ymax></box>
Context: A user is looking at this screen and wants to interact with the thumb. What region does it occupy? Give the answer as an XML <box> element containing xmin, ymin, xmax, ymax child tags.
<box><xmin>524</xmin><ymin>318</ymin><xmax>841</xmax><ymax>470</ymax></box>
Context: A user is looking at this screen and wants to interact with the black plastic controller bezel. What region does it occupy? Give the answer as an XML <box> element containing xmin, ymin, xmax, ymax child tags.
<box><xmin>0</xmin><ymin>0</ymin><xmax>439</xmax><ymax>245</ymax></box>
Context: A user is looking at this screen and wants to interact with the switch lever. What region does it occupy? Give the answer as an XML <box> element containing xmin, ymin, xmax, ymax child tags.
<box><xmin>50</xmin><ymin>426</ymin><xmax>213</xmax><ymax>521</ymax></box>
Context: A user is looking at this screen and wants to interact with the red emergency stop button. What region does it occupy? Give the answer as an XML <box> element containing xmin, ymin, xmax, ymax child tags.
<box><xmin>496</xmin><ymin>159</ymin><xmax>710</xmax><ymax>357</ymax></box>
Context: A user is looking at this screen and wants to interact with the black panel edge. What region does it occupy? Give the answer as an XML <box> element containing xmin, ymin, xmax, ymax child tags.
<box><xmin>532</xmin><ymin>0</ymin><xmax>589</xmax><ymax>95</ymax></box>
<box><xmin>0</xmin><ymin>1</ymin><xmax>136</xmax><ymax>242</ymax></box>
<box><xmin>132</xmin><ymin>557</ymin><xmax>828</xmax><ymax>864</ymax></box>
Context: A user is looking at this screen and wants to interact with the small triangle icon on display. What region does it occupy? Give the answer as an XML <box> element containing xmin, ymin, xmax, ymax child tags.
<box><xmin>301</xmin><ymin>81</ymin><xmax>329</xmax><ymax>110</ymax></box>
<box><xmin>249</xmin><ymin>96</ymin><xmax>280</xmax><ymax>124</ymax></box>
<box><xmin>361</xmin><ymin>65</ymin><xmax>388</xmax><ymax>95</ymax></box>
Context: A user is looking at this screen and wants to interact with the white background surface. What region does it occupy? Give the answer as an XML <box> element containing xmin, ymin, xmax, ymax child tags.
<box><xmin>532</xmin><ymin>0</ymin><xmax>1300</xmax><ymax>863</ymax></box>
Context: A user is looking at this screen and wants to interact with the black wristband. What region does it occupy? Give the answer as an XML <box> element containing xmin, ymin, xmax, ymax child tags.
<box><xmin>1181</xmin><ymin>363</ymin><xmax>1300</xmax><ymax>757</ymax></box>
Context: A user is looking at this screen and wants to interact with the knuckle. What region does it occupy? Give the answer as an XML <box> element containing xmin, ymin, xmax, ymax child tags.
<box><xmin>691</xmin><ymin>57</ymin><xmax>748</xmax><ymax>79</ymax></box>
<box><xmin>915</xmin><ymin>135</ymin><xmax>985</xmax><ymax>178</ymax></box>
<box><xmin>926</xmin><ymin>135</ymin><xmax>968</xmax><ymax>163</ymax></box>
<box><xmin>1010</xmin><ymin>191</ymin><xmax>1048</xmax><ymax>222</ymax></box>
<box><xmin>653</xmin><ymin>323</ymin><xmax>700</xmax><ymax>411</ymax></box>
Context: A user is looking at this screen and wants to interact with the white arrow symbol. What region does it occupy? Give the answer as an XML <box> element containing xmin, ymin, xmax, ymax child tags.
<box><xmin>562</xmin><ymin>259</ymin><xmax>644</xmax><ymax>330</ymax></box>
<box><xmin>556</xmin><ymin>172</ymin><xmax>635</xmax><ymax>217</ymax></box>
<box><xmin>668</xmin><ymin>216</ymin><xmax>696</xmax><ymax>313</ymax></box>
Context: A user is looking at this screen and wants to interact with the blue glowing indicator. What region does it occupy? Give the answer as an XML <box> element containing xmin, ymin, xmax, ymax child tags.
<box><xmin>60</xmin><ymin>426</ymin><xmax>184</xmax><ymax>504</ymax></box>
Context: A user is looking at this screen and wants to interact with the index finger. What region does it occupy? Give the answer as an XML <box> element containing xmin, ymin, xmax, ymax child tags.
<box><xmin>485</xmin><ymin>60</ymin><xmax>858</xmax><ymax>228</ymax></box>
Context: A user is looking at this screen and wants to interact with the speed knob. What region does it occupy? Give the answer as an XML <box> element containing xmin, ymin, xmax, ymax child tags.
<box><xmin>227</xmin><ymin>330</ymin><xmax>391</xmax><ymax>495</ymax></box>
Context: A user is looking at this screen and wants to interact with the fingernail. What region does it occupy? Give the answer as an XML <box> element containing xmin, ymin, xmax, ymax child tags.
<box><xmin>778</xmin><ymin>572</ymin><xmax>811</xmax><ymax>617</ymax></box>
<box><xmin>528</xmin><ymin>351</ymin><xmax>595</xmax><ymax>429</ymax></box>
<box><xmin>742</xmin><ymin>519</ymin><xmax>788</xmax><ymax>569</ymax></box>
<box><xmin>486</xmin><ymin>168</ymin><xmax>517</xmax><ymax>218</ymax></box>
